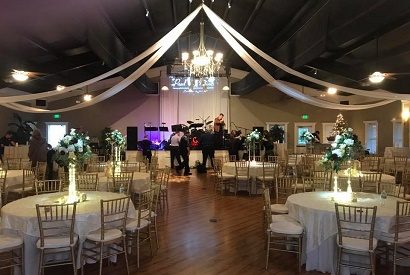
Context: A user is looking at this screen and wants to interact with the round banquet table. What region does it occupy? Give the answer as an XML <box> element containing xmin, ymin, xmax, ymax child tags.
<box><xmin>3</xmin><ymin>169</ymin><xmax>24</xmax><ymax>188</ymax></box>
<box><xmin>1</xmin><ymin>191</ymin><xmax>136</xmax><ymax>275</ymax></box>
<box><xmin>222</xmin><ymin>161</ymin><xmax>270</xmax><ymax>177</ymax></box>
<box><xmin>285</xmin><ymin>191</ymin><xmax>405</xmax><ymax>274</ymax></box>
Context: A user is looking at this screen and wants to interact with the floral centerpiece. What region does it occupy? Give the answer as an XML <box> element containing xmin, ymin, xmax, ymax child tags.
<box><xmin>105</xmin><ymin>130</ymin><xmax>125</xmax><ymax>162</ymax></box>
<box><xmin>321</xmin><ymin>128</ymin><xmax>363</xmax><ymax>196</ymax></box>
<box><xmin>54</xmin><ymin>128</ymin><xmax>92</xmax><ymax>169</ymax></box>
<box><xmin>246</xmin><ymin>130</ymin><xmax>261</xmax><ymax>162</ymax></box>
<box><xmin>301</xmin><ymin>130</ymin><xmax>315</xmax><ymax>144</ymax></box>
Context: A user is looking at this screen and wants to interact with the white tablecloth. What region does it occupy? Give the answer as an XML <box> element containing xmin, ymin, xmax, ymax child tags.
<box><xmin>4</xmin><ymin>169</ymin><xmax>23</xmax><ymax>188</ymax></box>
<box><xmin>1</xmin><ymin>191</ymin><xmax>136</xmax><ymax>275</ymax></box>
<box><xmin>98</xmin><ymin>172</ymin><xmax>150</xmax><ymax>193</ymax></box>
<box><xmin>286</xmin><ymin>191</ymin><xmax>404</xmax><ymax>274</ymax></box>
<box><xmin>222</xmin><ymin>161</ymin><xmax>265</xmax><ymax>177</ymax></box>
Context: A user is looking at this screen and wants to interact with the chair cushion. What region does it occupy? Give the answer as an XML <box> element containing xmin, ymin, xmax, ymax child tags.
<box><xmin>220</xmin><ymin>173</ymin><xmax>235</xmax><ymax>179</ymax></box>
<box><xmin>126</xmin><ymin>218</ymin><xmax>150</xmax><ymax>231</ymax></box>
<box><xmin>292</xmin><ymin>183</ymin><xmax>305</xmax><ymax>190</ymax></box>
<box><xmin>236</xmin><ymin>175</ymin><xmax>249</xmax><ymax>180</ymax></box>
<box><xmin>269</xmin><ymin>220</ymin><xmax>303</xmax><ymax>235</ymax></box>
<box><xmin>86</xmin><ymin>229</ymin><xmax>123</xmax><ymax>242</ymax></box>
<box><xmin>270</xmin><ymin>204</ymin><xmax>289</xmax><ymax>214</ymax></box>
<box><xmin>378</xmin><ymin>230</ymin><xmax>410</xmax><ymax>244</ymax></box>
<box><xmin>36</xmin><ymin>235</ymin><xmax>78</xmax><ymax>249</ymax></box>
<box><xmin>271</xmin><ymin>214</ymin><xmax>297</xmax><ymax>223</ymax></box>
<box><xmin>256</xmin><ymin>176</ymin><xmax>275</xmax><ymax>181</ymax></box>
<box><xmin>8</xmin><ymin>186</ymin><xmax>34</xmax><ymax>193</ymax></box>
<box><xmin>338</xmin><ymin>236</ymin><xmax>378</xmax><ymax>252</ymax></box>
<box><xmin>0</xmin><ymin>234</ymin><xmax>23</xmax><ymax>251</ymax></box>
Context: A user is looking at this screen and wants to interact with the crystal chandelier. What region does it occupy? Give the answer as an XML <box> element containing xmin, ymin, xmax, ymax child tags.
<box><xmin>181</xmin><ymin>22</ymin><xmax>223</xmax><ymax>88</ymax></box>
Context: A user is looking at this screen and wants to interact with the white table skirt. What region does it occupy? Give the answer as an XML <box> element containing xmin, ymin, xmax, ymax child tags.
<box><xmin>286</xmin><ymin>191</ymin><xmax>404</xmax><ymax>274</ymax></box>
<box><xmin>1</xmin><ymin>191</ymin><xmax>136</xmax><ymax>275</ymax></box>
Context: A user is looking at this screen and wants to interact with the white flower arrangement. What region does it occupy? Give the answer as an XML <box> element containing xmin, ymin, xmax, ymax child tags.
<box><xmin>105</xmin><ymin>129</ymin><xmax>126</xmax><ymax>149</ymax></box>
<box><xmin>301</xmin><ymin>130</ymin><xmax>315</xmax><ymax>143</ymax></box>
<box><xmin>54</xmin><ymin>128</ymin><xmax>92</xmax><ymax>167</ymax></box>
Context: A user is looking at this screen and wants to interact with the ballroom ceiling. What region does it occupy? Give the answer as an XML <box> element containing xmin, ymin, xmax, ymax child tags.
<box><xmin>1</xmin><ymin>0</ymin><xmax>410</xmax><ymax>96</ymax></box>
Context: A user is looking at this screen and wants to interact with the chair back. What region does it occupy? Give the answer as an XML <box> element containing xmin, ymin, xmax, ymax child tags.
<box><xmin>161</xmin><ymin>167</ymin><xmax>171</xmax><ymax>188</ymax></box>
<box><xmin>0</xmin><ymin>169</ymin><xmax>7</xmax><ymax>207</ymax></box>
<box><xmin>267</xmin><ymin>155</ymin><xmax>278</xmax><ymax>163</ymax></box>
<box><xmin>393</xmin><ymin>201</ymin><xmax>410</xmax><ymax>242</ymax></box>
<box><xmin>263</xmin><ymin>188</ymin><xmax>273</xmax><ymax>225</ymax></box>
<box><xmin>135</xmin><ymin>189</ymin><xmax>153</xmax><ymax>227</ymax></box>
<box><xmin>250</xmin><ymin>156</ymin><xmax>262</xmax><ymax>162</ymax></box>
<box><xmin>394</xmin><ymin>156</ymin><xmax>408</xmax><ymax>173</ymax></box>
<box><xmin>36</xmin><ymin>202</ymin><xmax>77</xmax><ymax>247</ymax></box>
<box><xmin>360</xmin><ymin>156</ymin><xmax>380</xmax><ymax>172</ymax></box>
<box><xmin>235</xmin><ymin>161</ymin><xmax>250</xmax><ymax>179</ymax></box>
<box><xmin>100</xmin><ymin>196</ymin><xmax>130</xmax><ymax>240</ymax></box>
<box><xmin>262</xmin><ymin>162</ymin><xmax>279</xmax><ymax>185</ymax></box>
<box><xmin>275</xmin><ymin>177</ymin><xmax>297</xmax><ymax>204</ymax></box>
<box><xmin>6</xmin><ymin>158</ymin><xmax>21</xmax><ymax>170</ymax></box>
<box><xmin>23</xmin><ymin>168</ymin><xmax>36</xmax><ymax>192</ymax></box>
<box><xmin>312</xmin><ymin>170</ymin><xmax>332</xmax><ymax>191</ymax></box>
<box><xmin>35</xmin><ymin>179</ymin><xmax>62</xmax><ymax>194</ymax></box>
<box><xmin>380</xmin><ymin>182</ymin><xmax>400</xmax><ymax>197</ymax></box>
<box><xmin>360</xmin><ymin>172</ymin><xmax>381</xmax><ymax>193</ymax></box>
<box><xmin>35</xmin><ymin>161</ymin><xmax>47</xmax><ymax>180</ymax></box>
<box><xmin>121</xmin><ymin>162</ymin><xmax>140</xmax><ymax>173</ymax></box>
<box><xmin>21</xmin><ymin>159</ymin><xmax>32</xmax><ymax>170</ymax></box>
<box><xmin>229</xmin><ymin>155</ymin><xmax>237</xmax><ymax>162</ymax></box>
<box><xmin>337</xmin><ymin>176</ymin><xmax>361</xmax><ymax>192</ymax></box>
<box><xmin>76</xmin><ymin>173</ymin><xmax>99</xmax><ymax>191</ymax></box>
<box><xmin>112</xmin><ymin>172</ymin><xmax>133</xmax><ymax>194</ymax></box>
<box><xmin>150</xmin><ymin>184</ymin><xmax>161</xmax><ymax>216</ymax></box>
<box><xmin>335</xmin><ymin>203</ymin><xmax>377</xmax><ymax>251</ymax></box>
<box><xmin>87</xmin><ymin>162</ymin><xmax>106</xmax><ymax>173</ymax></box>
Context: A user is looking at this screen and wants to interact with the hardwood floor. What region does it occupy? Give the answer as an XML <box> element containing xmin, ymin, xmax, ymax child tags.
<box><xmin>4</xmin><ymin>170</ymin><xmax>410</xmax><ymax>274</ymax></box>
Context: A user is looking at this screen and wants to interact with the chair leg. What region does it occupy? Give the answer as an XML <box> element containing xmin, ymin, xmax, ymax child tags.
<box><xmin>123</xmin><ymin>237</ymin><xmax>130</xmax><ymax>275</ymax></box>
<box><xmin>137</xmin><ymin>230</ymin><xmax>140</xmax><ymax>269</ymax></box>
<box><xmin>21</xmin><ymin>245</ymin><xmax>24</xmax><ymax>275</ymax></box>
<box><xmin>71</xmin><ymin>247</ymin><xmax>77</xmax><ymax>275</ymax></box>
<box><xmin>149</xmin><ymin>228</ymin><xmax>153</xmax><ymax>257</ymax></box>
<box><xmin>38</xmin><ymin>250</ymin><xmax>44</xmax><ymax>275</ymax></box>
<box><xmin>81</xmin><ymin>246</ymin><xmax>84</xmax><ymax>275</ymax></box>
<box><xmin>393</xmin><ymin>243</ymin><xmax>397</xmax><ymax>275</ymax></box>
<box><xmin>298</xmin><ymin>236</ymin><xmax>302</xmax><ymax>273</ymax></box>
<box><xmin>336</xmin><ymin>247</ymin><xmax>342</xmax><ymax>275</ymax></box>
<box><xmin>154</xmin><ymin>217</ymin><xmax>159</xmax><ymax>249</ymax></box>
<box><xmin>370</xmin><ymin>252</ymin><xmax>376</xmax><ymax>275</ymax></box>
<box><xmin>99</xmin><ymin>243</ymin><xmax>103</xmax><ymax>275</ymax></box>
<box><xmin>265</xmin><ymin>233</ymin><xmax>270</xmax><ymax>270</ymax></box>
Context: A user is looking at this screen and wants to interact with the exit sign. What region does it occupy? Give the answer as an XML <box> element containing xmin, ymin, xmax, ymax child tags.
<box><xmin>53</xmin><ymin>114</ymin><xmax>61</xmax><ymax>119</ymax></box>
<box><xmin>301</xmin><ymin>114</ymin><xmax>309</xmax><ymax>120</ymax></box>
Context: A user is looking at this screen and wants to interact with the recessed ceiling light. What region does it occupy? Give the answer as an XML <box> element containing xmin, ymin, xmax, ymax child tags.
<box><xmin>83</xmin><ymin>94</ymin><xmax>92</xmax><ymax>101</ymax></box>
<box><xmin>327</xmin><ymin>87</ymin><xmax>337</xmax><ymax>95</ymax></box>
<box><xmin>368</xmin><ymin>71</ymin><xmax>385</xmax><ymax>83</ymax></box>
<box><xmin>12</xmin><ymin>70</ymin><xmax>29</xmax><ymax>81</ymax></box>
<box><xmin>56</xmin><ymin>85</ymin><xmax>65</xmax><ymax>91</ymax></box>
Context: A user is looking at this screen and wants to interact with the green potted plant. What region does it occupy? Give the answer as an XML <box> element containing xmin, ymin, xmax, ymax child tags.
<box><xmin>8</xmin><ymin>113</ymin><xmax>36</xmax><ymax>144</ymax></box>
<box><xmin>269</xmin><ymin>125</ymin><xmax>285</xmax><ymax>143</ymax></box>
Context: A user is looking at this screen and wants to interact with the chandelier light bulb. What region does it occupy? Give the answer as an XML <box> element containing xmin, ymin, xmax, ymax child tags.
<box><xmin>327</xmin><ymin>87</ymin><xmax>337</xmax><ymax>95</ymax></box>
<box><xmin>181</xmin><ymin>52</ymin><xmax>189</xmax><ymax>61</ymax></box>
<box><xmin>192</xmin><ymin>50</ymin><xmax>200</xmax><ymax>56</ymax></box>
<box><xmin>368</xmin><ymin>71</ymin><xmax>385</xmax><ymax>83</ymax></box>
<box><xmin>214</xmin><ymin>52</ymin><xmax>223</xmax><ymax>62</ymax></box>
<box><xmin>83</xmin><ymin>94</ymin><xmax>92</xmax><ymax>102</ymax></box>
<box><xmin>12</xmin><ymin>70</ymin><xmax>29</xmax><ymax>81</ymax></box>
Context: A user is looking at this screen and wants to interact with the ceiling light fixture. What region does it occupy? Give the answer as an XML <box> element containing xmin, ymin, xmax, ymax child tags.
<box><xmin>327</xmin><ymin>87</ymin><xmax>337</xmax><ymax>95</ymax></box>
<box><xmin>145</xmin><ymin>9</ymin><xmax>149</xmax><ymax>17</ymax></box>
<box><xmin>161</xmin><ymin>85</ymin><xmax>169</xmax><ymax>91</ymax></box>
<box><xmin>56</xmin><ymin>85</ymin><xmax>65</xmax><ymax>91</ymax></box>
<box><xmin>181</xmin><ymin>22</ymin><xmax>223</xmax><ymax>89</ymax></box>
<box><xmin>83</xmin><ymin>94</ymin><xmax>92</xmax><ymax>102</ymax></box>
<box><xmin>368</xmin><ymin>71</ymin><xmax>385</xmax><ymax>83</ymax></box>
<box><xmin>222</xmin><ymin>85</ymin><xmax>230</xmax><ymax>91</ymax></box>
<box><xmin>12</xmin><ymin>70</ymin><xmax>29</xmax><ymax>82</ymax></box>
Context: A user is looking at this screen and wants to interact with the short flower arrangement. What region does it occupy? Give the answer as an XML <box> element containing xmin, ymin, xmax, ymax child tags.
<box><xmin>301</xmin><ymin>130</ymin><xmax>315</xmax><ymax>144</ymax></box>
<box><xmin>105</xmin><ymin>130</ymin><xmax>126</xmax><ymax>149</ymax></box>
<box><xmin>245</xmin><ymin>129</ymin><xmax>261</xmax><ymax>145</ymax></box>
<box><xmin>54</xmin><ymin>128</ymin><xmax>92</xmax><ymax>168</ymax></box>
<box><xmin>321</xmin><ymin>128</ymin><xmax>361</xmax><ymax>172</ymax></box>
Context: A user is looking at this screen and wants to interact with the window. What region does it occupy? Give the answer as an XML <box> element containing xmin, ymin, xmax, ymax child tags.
<box><xmin>294</xmin><ymin>122</ymin><xmax>316</xmax><ymax>151</ymax></box>
<box><xmin>266</xmin><ymin>122</ymin><xmax>288</xmax><ymax>143</ymax></box>
<box><xmin>364</xmin><ymin>121</ymin><xmax>378</xmax><ymax>154</ymax></box>
<box><xmin>392</xmin><ymin>121</ymin><xmax>403</xmax><ymax>147</ymax></box>
<box><xmin>45</xmin><ymin>122</ymin><xmax>68</xmax><ymax>148</ymax></box>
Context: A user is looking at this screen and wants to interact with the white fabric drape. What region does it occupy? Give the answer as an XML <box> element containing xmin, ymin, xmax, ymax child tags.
<box><xmin>203</xmin><ymin>5</ymin><xmax>410</xmax><ymax>100</ymax></box>
<box><xmin>203</xmin><ymin>5</ymin><xmax>395</xmax><ymax>110</ymax></box>
<box><xmin>0</xmin><ymin>6</ymin><xmax>201</xmax><ymax>104</ymax></box>
<box><xmin>2</xmin><ymin>6</ymin><xmax>201</xmax><ymax>113</ymax></box>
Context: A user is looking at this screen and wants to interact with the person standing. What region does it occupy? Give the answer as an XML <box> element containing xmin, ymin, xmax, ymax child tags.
<box><xmin>0</xmin><ymin>131</ymin><xmax>16</xmax><ymax>162</ymax></box>
<box><xmin>200</xmin><ymin>129</ymin><xmax>215</xmax><ymax>168</ymax></box>
<box><xmin>213</xmin><ymin>113</ymin><xmax>225</xmax><ymax>149</ymax></box>
<box><xmin>140</xmin><ymin>135</ymin><xmax>153</xmax><ymax>163</ymax></box>
<box><xmin>28</xmin><ymin>129</ymin><xmax>48</xmax><ymax>168</ymax></box>
<box><xmin>179</xmin><ymin>131</ymin><xmax>191</xmax><ymax>176</ymax></box>
<box><xmin>169</xmin><ymin>131</ymin><xmax>182</xmax><ymax>169</ymax></box>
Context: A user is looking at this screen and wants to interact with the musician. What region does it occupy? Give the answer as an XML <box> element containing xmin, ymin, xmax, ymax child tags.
<box><xmin>169</xmin><ymin>131</ymin><xmax>182</xmax><ymax>169</ymax></box>
<box><xmin>313</xmin><ymin>130</ymin><xmax>321</xmax><ymax>143</ymax></box>
<box><xmin>228</xmin><ymin>130</ymin><xmax>241</xmax><ymax>161</ymax></box>
<box><xmin>214</xmin><ymin>113</ymin><xmax>225</xmax><ymax>149</ymax></box>
<box><xmin>200</xmin><ymin>129</ymin><xmax>215</xmax><ymax>168</ymax></box>
<box><xmin>140</xmin><ymin>135</ymin><xmax>152</xmax><ymax>163</ymax></box>
<box><xmin>179</xmin><ymin>131</ymin><xmax>191</xmax><ymax>176</ymax></box>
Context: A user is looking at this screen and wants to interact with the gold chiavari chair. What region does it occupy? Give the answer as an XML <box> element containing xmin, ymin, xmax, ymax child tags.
<box><xmin>8</xmin><ymin>168</ymin><xmax>35</xmax><ymax>199</ymax></box>
<box><xmin>267</xmin><ymin>155</ymin><xmax>278</xmax><ymax>163</ymax></box>
<box><xmin>360</xmin><ymin>172</ymin><xmax>382</xmax><ymax>193</ymax></box>
<box><xmin>394</xmin><ymin>156</ymin><xmax>408</xmax><ymax>178</ymax></box>
<box><xmin>235</xmin><ymin>161</ymin><xmax>251</xmax><ymax>196</ymax></box>
<box><xmin>399</xmin><ymin>171</ymin><xmax>410</xmax><ymax>200</ymax></box>
<box><xmin>159</xmin><ymin>167</ymin><xmax>171</xmax><ymax>211</ymax></box>
<box><xmin>86</xmin><ymin>162</ymin><xmax>106</xmax><ymax>173</ymax></box>
<box><xmin>76</xmin><ymin>173</ymin><xmax>99</xmax><ymax>191</ymax></box>
<box><xmin>35</xmin><ymin>179</ymin><xmax>62</xmax><ymax>195</ymax></box>
<box><xmin>213</xmin><ymin>159</ymin><xmax>235</xmax><ymax>195</ymax></box>
<box><xmin>229</xmin><ymin>155</ymin><xmax>237</xmax><ymax>162</ymax></box>
<box><xmin>126</xmin><ymin>189</ymin><xmax>153</xmax><ymax>269</ymax></box>
<box><xmin>111</xmin><ymin>172</ymin><xmax>133</xmax><ymax>194</ymax></box>
<box><xmin>121</xmin><ymin>162</ymin><xmax>140</xmax><ymax>173</ymax></box>
<box><xmin>58</xmin><ymin>170</ymin><xmax>69</xmax><ymax>191</ymax></box>
<box><xmin>250</xmin><ymin>156</ymin><xmax>262</xmax><ymax>162</ymax></box>
<box><xmin>379</xmin><ymin>182</ymin><xmax>401</xmax><ymax>197</ymax></box>
<box><xmin>271</xmin><ymin>177</ymin><xmax>297</xmax><ymax>214</ymax></box>
<box><xmin>335</xmin><ymin>203</ymin><xmax>377</xmax><ymax>275</ymax></box>
<box><xmin>312</xmin><ymin>170</ymin><xmax>332</xmax><ymax>191</ymax></box>
<box><xmin>256</xmin><ymin>162</ymin><xmax>279</xmax><ymax>191</ymax></box>
<box><xmin>263</xmin><ymin>188</ymin><xmax>303</xmax><ymax>272</ymax></box>
<box><xmin>0</xmin><ymin>169</ymin><xmax>7</xmax><ymax>207</ymax></box>
<box><xmin>36</xmin><ymin>202</ymin><xmax>77</xmax><ymax>274</ymax></box>
<box><xmin>337</xmin><ymin>176</ymin><xmax>361</xmax><ymax>192</ymax></box>
<box><xmin>6</xmin><ymin>158</ymin><xmax>21</xmax><ymax>170</ymax></box>
<box><xmin>20</xmin><ymin>159</ymin><xmax>32</xmax><ymax>170</ymax></box>
<box><xmin>82</xmin><ymin>197</ymin><xmax>130</xmax><ymax>275</ymax></box>
<box><xmin>377</xmin><ymin>201</ymin><xmax>410</xmax><ymax>274</ymax></box>
<box><xmin>285</xmin><ymin>154</ymin><xmax>298</xmax><ymax>177</ymax></box>
<box><xmin>149</xmin><ymin>184</ymin><xmax>161</xmax><ymax>249</ymax></box>
<box><xmin>360</xmin><ymin>156</ymin><xmax>381</xmax><ymax>172</ymax></box>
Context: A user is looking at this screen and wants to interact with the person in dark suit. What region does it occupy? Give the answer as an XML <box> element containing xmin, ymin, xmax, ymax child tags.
<box><xmin>140</xmin><ymin>135</ymin><xmax>152</xmax><ymax>163</ymax></box>
<box><xmin>179</xmin><ymin>131</ymin><xmax>191</xmax><ymax>176</ymax></box>
<box><xmin>0</xmin><ymin>131</ymin><xmax>15</xmax><ymax>162</ymax></box>
<box><xmin>200</xmin><ymin>129</ymin><xmax>215</xmax><ymax>168</ymax></box>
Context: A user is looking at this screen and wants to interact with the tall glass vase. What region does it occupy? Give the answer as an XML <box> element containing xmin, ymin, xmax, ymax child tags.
<box><xmin>333</xmin><ymin>174</ymin><xmax>338</xmax><ymax>194</ymax></box>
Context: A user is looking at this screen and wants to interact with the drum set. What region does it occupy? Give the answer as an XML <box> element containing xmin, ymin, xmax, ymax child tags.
<box><xmin>186</xmin><ymin>116</ymin><xmax>213</xmax><ymax>149</ymax></box>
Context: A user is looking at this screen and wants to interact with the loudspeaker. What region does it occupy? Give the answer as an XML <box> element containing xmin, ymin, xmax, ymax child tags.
<box><xmin>126</xmin><ymin>127</ymin><xmax>138</xmax><ymax>150</ymax></box>
<box><xmin>253</xmin><ymin>126</ymin><xmax>264</xmax><ymax>133</ymax></box>
<box><xmin>36</xmin><ymin>99</ymin><xmax>46</xmax><ymax>106</ymax></box>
